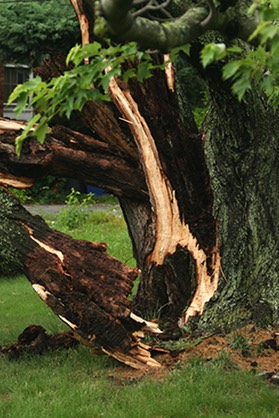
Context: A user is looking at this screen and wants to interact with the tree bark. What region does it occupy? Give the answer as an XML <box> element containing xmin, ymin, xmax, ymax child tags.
<box><xmin>195</xmin><ymin>66</ymin><xmax>279</xmax><ymax>331</ymax></box>
<box><xmin>0</xmin><ymin>188</ymin><xmax>162</xmax><ymax>369</ymax></box>
<box><xmin>1</xmin><ymin>36</ymin><xmax>277</xmax><ymax>344</ymax></box>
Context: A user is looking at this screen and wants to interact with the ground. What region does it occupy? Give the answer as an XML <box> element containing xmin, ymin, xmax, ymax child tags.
<box><xmin>109</xmin><ymin>325</ymin><xmax>279</xmax><ymax>383</ymax></box>
<box><xmin>2</xmin><ymin>324</ymin><xmax>278</xmax><ymax>384</ymax></box>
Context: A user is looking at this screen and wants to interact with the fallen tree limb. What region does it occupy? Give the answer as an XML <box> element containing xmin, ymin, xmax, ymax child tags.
<box><xmin>0</xmin><ymin>188</ymin><xmax>162</xmax><ymax>369</ymax></box>
<box><xmin>0</xmin><ymin>118</ymin><xmax>147</xmax><ymax>200</ymax></box>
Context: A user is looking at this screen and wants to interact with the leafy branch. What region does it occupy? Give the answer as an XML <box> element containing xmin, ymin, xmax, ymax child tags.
<box><xmin>9</xmin><ymin>41</ymin><xmax>164</xmax><ymax>155</ymax></box>
<box><xmin>201</xmin><ymin>0</ymin><xmax>279</xmax><ymax>103</ymax></box>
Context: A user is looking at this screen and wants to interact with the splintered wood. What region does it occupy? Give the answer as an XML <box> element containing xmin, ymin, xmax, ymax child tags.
<box><xmin>17</xmin><ymin>204</ymin><xmax>162</xmax><ymax>369</ymax></box>
<box><xmin>108</xmin><ymin>77</ymin><xmax>220</xmax><ymax>326</ymax></box>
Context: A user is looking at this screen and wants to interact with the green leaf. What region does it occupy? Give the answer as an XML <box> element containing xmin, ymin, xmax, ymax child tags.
<box><xmin>122</xmin><ymin>68</ymin><xmax>136</xmax><ymax>82</ymax></box>
<box><xmin>260</xmin><ymin>24</ymin><xmax>279</xmax><ymax>44</ymax></box>
<box><xmin>14</xmin><ymin>91</ymin><xmax>29</xmax><ymax>116</ymax></box>
<box><xmin>136</xmin><ymin>62</ymin><xmax>152</xmax><ymax>82</ymax></box>
<box><xmin>22</xmin><ymin>75</ymin><xmax>42</xmax><ymax>90</ymax></box>
<box><xmin>232</xmin><ymin>76</ymin><xmax>252</xmax><ymax>101</ymax></box>
<box><xmin>7</xmin><ymin>84</ymin><xmax>25</xmax><ymax>104</ymax></box>
<box><xmin>222</xmin><ymin>61</ymin><xmax>242</xmax><ymax>80</ymax></box>
<box><xmin>34</xmin><ymin>117</ymin><xmax>49</xmax><ymax>143</ymax></box>
<box><xmin>201</xmin><ymin>43</ymin><xmax>226</xmax><ymax>68</ymax></box>
<box><xmin>170</xmin><ymin>44</ymin><xmax>191</xmax><ymax>61</ymax></box>
<box><xmin>226</xmin><ymin>46</ymin><xmax>243</xmax><ymax>54</ymax></box>
<box><xmin>248</xmin><ymin>21</ymin><xmax>269</xmax><ymax>42</ymax></box>
<box><xmin>15</xmin><ymin>113</ymin><xmax>41</xmax><ymax>156</ymax></box>
<box><xmin>261</xmin><ymin>75</ymin><xmax>274</xmax><ymax>96</ymax></box>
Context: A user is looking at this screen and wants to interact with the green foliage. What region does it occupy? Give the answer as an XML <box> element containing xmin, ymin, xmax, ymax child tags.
<box><xmin>9</xmin><ymin>41</ymin><xmax>164</xmax><ymax>154</ymax></box>
<box><xmin>201</xmin><ymin>1</ymin><xmax>279</xmax><ymax>104</ymax></box>
<box><xmin>8</xmin><ymin>176</ymin><xmax>68</xmax><ymax>204</ymax></box>
<box><xmin>0</xmin><ymin>0</ymin><xmax>79</xmax><ymax>65</ymax></box>
<box><xmin>7</xmin><ymin>188</ymin><xmax>30</xmax><ymax>205</ymax></box>
<box><xmin>55</xmin><ymin>188</ymin><xmax>95</xmax><ymax>230</ymax></box>
<box><xmin>201</xmin><ymin>43</ymin><xmax>227</xmax><ymax>68</ymax></box>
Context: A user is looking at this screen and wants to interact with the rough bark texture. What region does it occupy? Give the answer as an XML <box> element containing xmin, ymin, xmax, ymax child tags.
<box><xmin>195</xmin><ymin>68</ymin><xmax>279</xmax><ymax>331</ymax></box>
<box><xmin>0</xmin><ymin>118</ymin><xmax>147</xmax><ymax>200</ymax></box>
<box><xmin>1</xmin><ymin>0</ymin><xmax>278</xmax><ymax>338</ymax></box>
<box><xmin>0</xmin><ymin>188</ymin><xmax>162</xmax><ymax>369</ymax></box>
<box><xmin>0</xmin><ymin>326</ymin><xmax>79</xmax><ymax>359</ymax></box>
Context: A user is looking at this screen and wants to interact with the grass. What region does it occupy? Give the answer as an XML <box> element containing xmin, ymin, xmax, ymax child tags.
<box><xmin>0</xmin><ymin>209</ymin><xmax>278</xmax><ymax>418</ymax></box>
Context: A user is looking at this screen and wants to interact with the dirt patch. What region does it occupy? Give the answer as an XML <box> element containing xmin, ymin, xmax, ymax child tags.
<box><xmin>176</xmin><ymin>325</ymin><xmax>278</xmax><ymax>372</ymax></box>
<box><xmin>109</xmin><ymin>325</ymin><xmax>279</xmax><ymax>382</ymax></box>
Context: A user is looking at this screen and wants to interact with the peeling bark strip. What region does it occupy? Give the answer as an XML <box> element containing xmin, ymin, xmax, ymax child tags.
<box><xmin>108</xmin><ymin>78</ymin><xmax>220</xmax><ymax>324</ymax></box>
<box><xmin>163</xmin><ymin>55</ymin><xmax>175</xmax><ymax>93</ymax></box>
<box><xmin>70</xmin><ymin>0</ymin><xmax>94</xmax><ymax>47</ymax></box>
<box><xmin>0</xmin><ymin>189</ymin><xmax>162</xmax><ymax>369</ymax></box>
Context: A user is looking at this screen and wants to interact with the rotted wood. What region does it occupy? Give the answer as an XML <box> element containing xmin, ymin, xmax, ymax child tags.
<box><xmin>0</xmin><ymin>188</ymin><xmax>162</xmax><ymax>369</ymax></box>
<box><xmin>0</xmin><ymin>325</ymin><xmax>79</xmax><ymax>359</ymax></box>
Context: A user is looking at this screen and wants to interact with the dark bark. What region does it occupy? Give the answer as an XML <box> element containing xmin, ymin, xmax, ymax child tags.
<box><xmin>195</xmin><ymin>69</ymin><xmax>279</xmax><ymax>331</ymax></box>
<box><xmin>0</xmin><ymin>188</ymin><xmax>162</xmax><ymax>368</ymax></box>
<box><xmin>2</xmin><ymin>4</ymin><xmax>277</xmax><ymax>341</ymax></box>
<box><xmin>0</xmin><ymin>325</ymin><xmax>78</xmax><ymax>359</ymax></box>
<box><xmin>0</xmin><ymin>120</ymin><xmax>147</xmax><ymax>200</ymax></box>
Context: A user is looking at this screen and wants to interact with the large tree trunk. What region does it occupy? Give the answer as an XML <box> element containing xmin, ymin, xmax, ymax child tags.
<box><xmin>1</xmin><ymin>51</ymin><xmax>278</xmax><ymax>348</ymax></box>
<box><xmin>196</xmin><ymin>70</ymin><xmax>279</xmax><ymax>331</ymax></box>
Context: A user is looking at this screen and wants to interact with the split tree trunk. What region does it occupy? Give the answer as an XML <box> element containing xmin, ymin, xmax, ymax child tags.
<box><xmin>1</xmin><ymin>51</ymin><xmax>278</xmax><ymax>344</ymax></box>
<box><xmin>0</xmin><ymin>54</ymin><xmax>220</xmax><ymax>327</ymax></box>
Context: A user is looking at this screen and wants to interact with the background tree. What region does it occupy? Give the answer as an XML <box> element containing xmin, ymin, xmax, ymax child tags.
<box><xmin>0</xmin><ymin>0</ymin><xmax>80</xmax><ymax>65</ymax></box>
<box><xmin>0</xmin><ymin>0</ymin><xmax>278</xmax><ymax>367</ymax></box>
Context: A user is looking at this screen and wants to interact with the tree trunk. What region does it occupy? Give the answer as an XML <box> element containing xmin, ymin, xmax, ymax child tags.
<box><xmin>195</xmin><ymin>68</ymin><xmax>279</xmax><ymax>331</ymax></box>
<box><xmin>1</xmin><ymin>51</ymin><xmax>277</xmax><ymax>345</ymax></box>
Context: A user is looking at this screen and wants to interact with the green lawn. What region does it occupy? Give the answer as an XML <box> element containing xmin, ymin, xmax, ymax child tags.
<box><xmin>0</xmin><ymin>210</ymin><xmax>278</xmax><ymax>418</ymax></box>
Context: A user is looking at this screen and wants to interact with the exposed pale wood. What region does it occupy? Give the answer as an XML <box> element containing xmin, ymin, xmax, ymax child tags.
<box><xmin>0</xmin><ymin>173</ymin><xmax>33</xmax><ymax>188</ymax></box>
<box><xmin>0</xmin><ymin>118</ymin><xmax>30</xmax><ymax>131</ymax></box>
<box><xmin>108</xmin><ymin>77</ymin><xmax>220</xmax><ymax>325</ymax></box>
<box><xmin>163</xmin><ymin>55</ymin><xmax>175</xmax><ymax>92</ymax></box>
<box><xmin>70</xmin><ymin>0</ymin><xmax>91</xmax><ymax>48</ymax></box>
<box><xmin>1</xmin><ymin>189</ymin><xmax>162</xmax><ymax>369</ymax></box>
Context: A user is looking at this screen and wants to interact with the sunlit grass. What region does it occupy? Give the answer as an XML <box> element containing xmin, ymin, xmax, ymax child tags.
<box><xmin>0</xmin><ymin>209</ymin><xmax>278</xmax><ymax>418</ymax></box>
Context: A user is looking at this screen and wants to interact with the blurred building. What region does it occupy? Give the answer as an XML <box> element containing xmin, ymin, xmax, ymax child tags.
<box><xmin>0</xmin><ymin>63</ymin><xmax>34</xmax><ymax>121</ymax></box>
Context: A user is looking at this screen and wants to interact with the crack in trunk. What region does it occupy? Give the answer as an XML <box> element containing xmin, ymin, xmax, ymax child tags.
<box><xmin>108</xmin><ymin>77</ymin><xmax>220</xmax><ymax>324</ymax></box>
